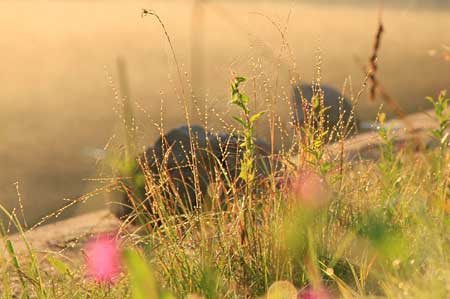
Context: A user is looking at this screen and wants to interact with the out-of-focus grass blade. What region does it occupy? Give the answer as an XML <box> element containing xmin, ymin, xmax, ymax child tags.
<box><xmin>123</xmin><ymin>248</ymin><xmax>159</xmax><ymax>299</ymax></box>
<box><xmin>6</xmin><ymin>239</ymin><xmax>29</xmax><ymax>298</ymax></box>
<box><xmin>47</xmin><ymin>256</ymin><xmax>72</xmax><ymax>276</ymax></box>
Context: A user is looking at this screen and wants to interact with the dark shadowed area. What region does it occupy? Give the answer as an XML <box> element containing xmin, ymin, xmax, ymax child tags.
<box><xmin>1</xmin><ymin>0</ymin><xmax>449</xmax><ymax>226</ymax></box>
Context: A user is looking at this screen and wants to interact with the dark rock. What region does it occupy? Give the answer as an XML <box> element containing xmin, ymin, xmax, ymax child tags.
<box><xmin>292</xmin><ymin>84</ymin><xmax>359</xmax><ymax>138</ymax></box>
<box><xmin>113</xmin><ymin>125</ymin><xmax>276</xmax><ymax>220</ymax></box>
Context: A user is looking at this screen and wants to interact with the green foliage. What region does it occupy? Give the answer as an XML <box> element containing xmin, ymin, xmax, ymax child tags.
<box><xmin>230</xmin><ymin>76</ymin><xmax>265</xmax><ymax>184</ymax></box>
<box><xmin>356</xmin><ymin>210</ymin><xmax>408</xmax><ymax>262</ymax></box>
<box><xmin>427</xmin><ymin>91</ymin><xmax>450</xmax><ymax>141</ymax></box>
<box><xmin>427</xmin><ymin>91</ymin><xmax>450</xmax><ymax>172</ymax></box>
<box><xmin>376</xmin><ymin>112</ymin><xmax>402</xmax><ymax>217</ymax></box>
<box><xmin>2</xmin><ymin>75</ymin><xmax>450</xmax><ymax>299</ymax></box>
<box><xmin>5</xmin><ymin>239</ymin><xmax>29</xmax><ymax>298</ymax></box>
<box><xmin>123</xmin><ymin>249</ymin><xmax>160</xmax><ymax>299</ymax></box>
<box><xmin>46</xmin><ymin>257</ymin><xmax>73</xmax><ymax>277</ymax></box>
<box><xmin>297</xmin><ymin>84</ymin><xmax>335</xmax><ymax>175</ymax></box>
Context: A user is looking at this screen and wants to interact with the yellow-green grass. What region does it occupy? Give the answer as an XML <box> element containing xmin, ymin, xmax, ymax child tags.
<box><xmin>1</xmin><ymin>1</ymin><xmax>450</xmax><ymax>225</ymax></box>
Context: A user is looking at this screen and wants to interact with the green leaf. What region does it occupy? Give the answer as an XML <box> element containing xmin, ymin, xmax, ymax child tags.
<box><xmin>425</xmin><ymin>96</ymin><xmax>434</xmax><ymax>104</ymax></box>
<box><xmin>250</xmin><ymin>111</ymin><xmax>266</xmax><ymax>124</ymax></box>
<box><xmin>47</xmin><ymin>257</ymin><xmax>72</xmax><ymax>276</ymax></box>
<box><xmin>6</xmin><ymin>240</ymin><xmax>19</xmax><ymax>269</ymax></box>
<box><xmin>320</xmin><ymin>161</ymin><xmax>334</xmax><ymax>174</ymax></box>
<box><xmin>231</xmin><ymin>91</ymin><xmax>240</xmax><ymax>102</ymax></box>
<box><xmin>311</xmin><ymin>95</ymin><xmax>320</xmax><ymax>109</ymax></box>
<box><xmin>6</xmin><ymin>240</ymin><xmax>29</xmax><ymax>296</ymax></box>
<box><xmin>234</xmin><ymin>76</ymin><xmax>246</xmax><ymax>84</ymax></box>
<box><xmin>232</xmin><ymin>116</ymin><xmax>247</xmax><ymax>128</ymax></box>
<box><xmin>123</xmin><ymin>249</ymin><xmax>159</xmax><ymax>299</ymax></box>
<box><xmin>241</xmin><ymin>94</ymin><xmax>250</xmax><ymax>105</ymax></box>
<box><xmin>432</xmin><ymin>129</ymin><xmax>442</xmax><ymax>139</ymax></box>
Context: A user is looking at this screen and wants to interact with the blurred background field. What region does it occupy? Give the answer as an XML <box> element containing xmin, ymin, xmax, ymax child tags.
<box><xmin>0</xmin><ymin>0</ymin><xmax>449</xmax><ymax>226</ymax></box>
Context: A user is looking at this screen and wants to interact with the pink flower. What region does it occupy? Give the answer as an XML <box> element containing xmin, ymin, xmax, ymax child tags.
<box><xmin>85</xmin><ymin>233</ymin><xmax>122</xmax><ymax>284</ymax></box>
<box><xmin>297</xmin><ymin>286</ymin><xmax>332</xmax><ymax>299</ymax></box>
<box><xmin>290</xmin><ymin>169</ymin><xmax>330</xmax><ymax>209</ymax></box>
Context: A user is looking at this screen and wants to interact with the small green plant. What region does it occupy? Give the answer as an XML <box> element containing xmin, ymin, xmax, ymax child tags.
<box><xmin>376</xmin><ymin>112</ymin><xmax>402</xmax><ymax>215</ymax></box>
<box><xmin>426</xmin><ymin>91</ymin><xmax>450</xmax><ymax>216</ymax></box>
<box><xmin>296</xmin><ymin>84</ymin><xmax>334</xmax><ymax>175</ymax></box>
<box><xmin>427</xmin><ymin>90</ymin><xmax>450</xmax><ymax>171</ymax></box>
<box><xmin>230</xmin><ymin>76</ymin><xmax>265</xmax><ymax>185</ymax></box>
<box><xmin>377</xmin><ymin>112</ymin><xmax>395</xmax><ymax>165</ymax></box>
<box><xmin>427</xmin><ymin>90</ymin><xmax>450</xmax><ymax>147</ymax></box>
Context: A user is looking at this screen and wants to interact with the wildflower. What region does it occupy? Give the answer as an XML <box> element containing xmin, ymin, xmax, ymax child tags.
<box><xmin>85</xmin><ymin>233</ymin><xmax>122</xmax><ymax>284</ymax></box>
<box><xmin>297</xmin><ymin>286</ymin><xmax>332</xmax><ymax>299</ymax></box>
<box><xmin>290</xmin><ymin>168</ymin><xmax>330</xmax><ymax>209</ymax></box>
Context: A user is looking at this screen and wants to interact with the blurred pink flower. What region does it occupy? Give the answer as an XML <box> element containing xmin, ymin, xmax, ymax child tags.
<box><xmin>85</xmin><ymin>233</ymin><xmax>122</xmax><ymax>284</ymax></box>
<box><xmin>297</xmin><ymin>286</ymin><xmax>332</xmax><ymax>299</ymax></box>
<box><xmin>290</xmin><ymin>169</ymin><xmax>330</xmax><ymax>209</ymax></box>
